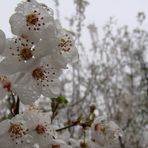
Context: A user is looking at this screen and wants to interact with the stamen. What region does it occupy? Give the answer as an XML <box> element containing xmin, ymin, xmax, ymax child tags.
<box><xmin>0</xmin><ymin>76</ymin><xmax>11</xmax><ymax>92</ymax></box>
<box><xmin>26</xmin><ymin>14</ymin><xmax>38</xmax><ymax>25</ymax></box>
<box><xmin>52</xmin><ymin>144</ymin><xmax>60</xmax><ymax>148</ymax></box>
<box><xmin>94</xmin><ymin>123</ymin><xmax>100</xmax><ymax>131</ymax></box>
<box><xmin>3</xmin><ymin>81</ymin><xmax>11</xmax><ymax>92</ymax></box>
<box><xmin>58</xmin><ymin>34</ymin><xmax>73</xmax><ymax>52</ymax></box>
<box><xmin>32</xmin><ymin>67</ymin><xmax>45</xmax><ymax>80</ymax></box>
<box><xmin>8</xmin><ymin>123</ymin><xmax>27</xmax><ymax>141</ymax></box>
<box><xmin>20</xmin><ymin>48</ymin><xmax>33</xmax><ymax>60</ymax></box>
<box><xmin>35</xmin><ymin>124</ymin><xmax>47</xmax><ymax>134</ymax></box>
<box><xmin>94</xmin><ymin>123</ymin><xmax>106</xmax><ymax>133</ymax></box>
<box><xmin>21</xmin><ymin>34</ymin><xmax>28</xmax><ymax>40</ymax></box>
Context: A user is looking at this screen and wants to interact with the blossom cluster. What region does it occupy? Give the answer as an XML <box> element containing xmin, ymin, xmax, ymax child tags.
<box><xmin>0</xmin><ymin>109</ymin><xmax>72</xmax><ymax>148</ymax></box>
<box><xmin>0</xmin><ymin>109</ymin><xmax>123</xmax><ymax>148</ymax></box>
<box><xmin>0</xmin><ymin>0</ymin><xmax>78</xmax><ymax>104</ymax></box>
<box><xmin>0</xmin><ymin>0</ymin><xmax>123</xmax><ymax>148</ymax></box>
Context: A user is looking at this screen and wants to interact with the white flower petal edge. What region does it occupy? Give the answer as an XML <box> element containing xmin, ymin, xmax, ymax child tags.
<box><xmin>44</xmin><ymin>139</ymin><xmax>72</xmax><ymax>148</ymax></box>
<box><xmin>0</xmin><ymin>29</ymin><xmax>6</xmax><ymax>54</ymax></box>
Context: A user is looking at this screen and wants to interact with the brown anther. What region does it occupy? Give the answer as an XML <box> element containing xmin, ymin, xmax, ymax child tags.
<box><xmin>58</xmin><ymin>36</ymin><xmax>72</xmax><ymax>52</ymax></box>
<box><xmin>26</xmin><ymin>14</ymin><xmax>39</xmax><ymax>25</ymax></box>
<box><xmin>0</xmin><ymin>76</ymin><xmax>11</xmax><ymax>92</ymax></box>
<box><xmin>20</xmin><ymin>48</ymin><xmax>33</xmax><ymax>60</ymax></box>
<box><xmin>35</xmin><ymin>124</ymin><xmax>47</xmax><ymax>134</ymax></box>
<box><xmin>21</xmin><ymin>34</ymin><xmax>28</xmax><ymax>40</ymax></box>
<box><xmin>32</xmin><ymin>67</ymin><xmax>45</xmax><ymax>80</ymax></box>
<box><xmin>8</xmin><ymin>123</ymin><xmax>25</xmax><ymax>139</ymax></box>
<box><xmin>3</xmin><ymin>81</ymin><xmax>11</xmax><ymax>92</ymax></box>
<box><xmin>52</xmin><ymin>144</ymin><xmax>60</xmax><ymax>148</ymax></box>
<box><xmin>94</xmin><ymin>123</ymin><xmax>106</xmax><ymax>134</ymax></box>
<box><xmin>94</xmin><ymin>123</ymin><xmax>100</xmax><ymax>131</ymax></box>
<box><xmin>80</xmin><ymin>142</ymin><xmax>87</xmax><ymax>148</ymax></box>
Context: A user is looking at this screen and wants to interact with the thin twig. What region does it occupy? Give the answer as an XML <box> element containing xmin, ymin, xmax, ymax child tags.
<box><xmin>119</xmin><ymin>136</ymin><xmax>125</xmax><ymax>148</ymax></box>
<box><xmin>13</xmin><ymin>96</ymin><xmax>20</xmax><ymax>115</ymax></box>
<box><xmin>51</xmin><ymin>103</ymin><xmax>59</xmax><ymax>123</ymax></box>
<box><xmin>56</xmin><ymin>121</ymin><xmax>79</xmax><ymax>132</ymax></box>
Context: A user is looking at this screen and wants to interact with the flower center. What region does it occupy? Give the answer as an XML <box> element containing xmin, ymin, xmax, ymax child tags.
<box><xmin>35</xmin><ymin>124</ymin><xmax>47</xmax><ymax>134</ymax></box>
<box><xmin>3</xmin><ymin>81</ymin><xmax>11</xmax><ymax>92</ymax></box>
<box><xmin>58</xmin><ymin>34</ymin><xmax>73</xmax><ymax>52</ymax></box>
<box><xmin>20</xmin><ymin>48</ymin><xmax>33</xmax><ymax>60</ymax></box>
<box><xmin>26</xmin><ymin>14</ymin><xmax>39</xmax><ymax>25</ymax></box>
<box><xmin>32</xmin><ymin>67</ymin><xmax>45</xmax><ymax>80</ymax></box>
<box><xmin>94</xmin><ymin>123</ymin><xmax>100</xmax><ymax>131</ymax></box>
<box><xmin>8</xmin><ymin>123</ymin><xmax>26</xmax><ymax>139</ymax></box>
<box><xmin>52</xmin><ymin>145</ymin><xmax>60</xmax><ymax>148</ymax></box>
<box><xmin>21</xmin><ymin>34</ymin><xmax>28</xmax><ymax>40</ymax></box>
<box><xmin>0</xmin><ymin>76</ymin><xmax>11</xmax><ymax>92</ymax></box>
<box><xmin>94</xmin><ymin>123</ymin><xmax>106</xmax><ymax>134</ymax></box>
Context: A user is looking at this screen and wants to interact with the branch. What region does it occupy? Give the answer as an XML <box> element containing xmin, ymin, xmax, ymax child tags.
<box><xmin>118</xmin><ymin>136</ymin><xmax>125</xmax><ymax>148</ymax></box>
<box><xmin>56</xmin><ymin>121</ymin><xmax>79</xmax><ymax>132</ymax></box>
<box><xmin>13</xmin><ymin>96</ymin><xmax>20</xmax><ymax>115</ymax></box>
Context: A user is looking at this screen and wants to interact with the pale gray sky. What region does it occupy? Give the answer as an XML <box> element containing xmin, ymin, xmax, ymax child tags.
<box><xmin>0</xmin><ymin>0</ymin><xmax>148</xmax><ymax>37</ymax></box>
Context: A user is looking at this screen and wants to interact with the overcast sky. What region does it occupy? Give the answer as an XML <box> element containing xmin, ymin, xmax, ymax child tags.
<box><xmin>0</xmin><ymin>0</ymin><xmax>148</xmax><ymax>37</ymax></box>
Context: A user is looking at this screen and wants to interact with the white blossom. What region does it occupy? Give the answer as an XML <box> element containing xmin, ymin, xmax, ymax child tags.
<box><xmin>21</xmin><ymin>111</ymin><xmax>57</xmax><ymax>147</ymax></box>
<box><xmin>53</xmin><ymin>29</ymin><xmax>79</xmax><ymax>68</ymax></box>
<box><xmin>13</xmin><ymin>56</ymin><xmax>62</xmax><ymax>104</ymax></box>
<box><xmin>9</xmin><ymin>0</ymin><xmax>55</xmax><ymax>42</ymax></box>
<box><xmin>0</xmin><ymin>37</ymin><xmax>42</xmax><ymax>74</ymax></box>
<box><xmin>0</xmin><ymin>111</ymin><xmax>57</xmax><ymax>148</ymax></box>
<box><xmin>0</xmin><ymin>115</ymin><xmax>31</xmax><ymax>148</ymax></box>
<box><xmin>43</xmin><ymin>25</ymin><xmax>79</xmax><ymax>68</ymax></box>
<box><xmin>91</xmin><ymin>116</ymin><xmax>123</xmax><ymax>146</ymax></box>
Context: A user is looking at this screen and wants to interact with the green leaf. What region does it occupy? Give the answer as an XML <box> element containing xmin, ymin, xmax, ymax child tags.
<box><xmin>57</xmin><ymin>96</ymin><xmax>68</xmax><ymax>104</ymax></box>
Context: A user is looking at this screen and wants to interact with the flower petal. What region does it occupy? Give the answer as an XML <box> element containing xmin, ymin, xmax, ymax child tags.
<box><xmin>9</xmin><ymin>13</ymin><xmax>26</xmax><ymax>35</ymax></box>
<box><xmin>14</xmin><ymin>82</ymin><xmax>41</xmax><ymax>104</ymax></box>
<box><xmin>0</xmin><ymin>30</ymin><xmax>6</xmax><ymax>54</ymax></box>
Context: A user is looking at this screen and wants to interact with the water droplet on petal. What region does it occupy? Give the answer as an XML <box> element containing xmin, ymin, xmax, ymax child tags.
<box><xmin>25</xmin><ymin>135</ymin><xmax>33</xmax><ymax>144</ymax></box>
<box><xmin>26</xmin><ymin>139</ymin><xmax>31</xmax><ymax>144</ymax></box>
